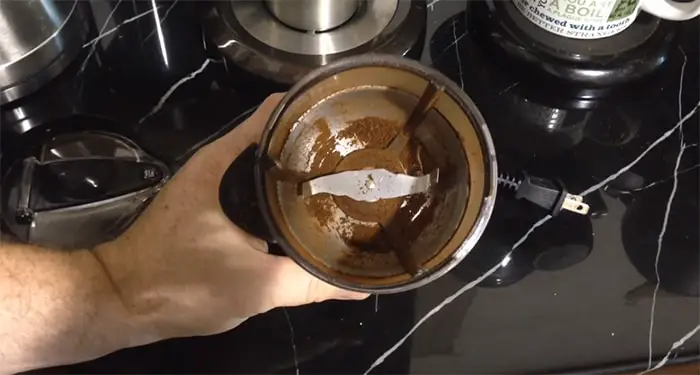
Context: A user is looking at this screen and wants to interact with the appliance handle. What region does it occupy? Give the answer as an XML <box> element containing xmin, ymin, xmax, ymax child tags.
<box><xmin>641</xmin><ymin>0</ymin><xmax>700</xmax><ymax>20</ymax></box>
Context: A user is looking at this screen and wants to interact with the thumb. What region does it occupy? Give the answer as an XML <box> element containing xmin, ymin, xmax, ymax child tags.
<box><xmin>267</xmin><ymin>256</ymin><xmax>369</xmax><ymax>308</ymax></box>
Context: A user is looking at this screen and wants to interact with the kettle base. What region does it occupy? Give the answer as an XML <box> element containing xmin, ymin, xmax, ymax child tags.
<box><xmin>472</xmin><ymin>0</ymin><xmax>676</xmax><ymax>86</ymax></box>
<box><xmin>202</xmin><ymin>0</ymin><xmax>425</xmax><ymax>85</ymax></box>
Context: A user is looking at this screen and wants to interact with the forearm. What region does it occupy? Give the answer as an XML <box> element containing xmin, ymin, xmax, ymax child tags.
<box><xmin>0</xmin><ymin>240</ymin><xmax>144</xmax><ymax>373</ymax></box>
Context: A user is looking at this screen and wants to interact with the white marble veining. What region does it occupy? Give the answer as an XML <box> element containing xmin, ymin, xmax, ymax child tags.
<box><xmin>646</xmin><ymin>47</ymin><xmax>689</xmax><ymax>371</ymax></box>
<box><xmin>363</xmin><ymin>214</ymin><xmax>553</xmax><ymax>374</ymax></box>
<box><xmin>364</xmin><ymin>79</ymin><xmax>700</xmax><ymax>375</ymax></box>
<box><xmin>283</xmin><ymin>308</ymin><xmax>300</xmax><ymax>375</ymax></box>
<box><xmin>622</xmin><ymin>159</ymin><xmax>699</xmax><ymax>193</ymax></box>
<box><xmin>427</xmin><ymin>0</ymin><xmax>441</xmax><ymax>11</ymax></box>
<box><xmin>611</xmin><ymin>143</ymin><xmax>698</xmax><ymax>194</ymax></box>
<box><xmin>80</xmin><ymin>0</ymin><xmax>124</xmax><ymax>73</ymax></box>
<box><xmin>143</xmin><ymin>0</ymin><xmax>179</xmax><ymax>43</ymax></box>
<box><xmin>438</xmin><ymin>27</ymin><xmax>467</xmax><ymax>59</ymax></box>
<box><xmin>639</xmin><ymin>324</ymin><xmax>700</xmax><ymax>375</ymax></box>
<box><xmin>451</xmin><ymin>20</ymin><xmax>465</xmax><ymax>90</ymax></box>
<box><xmin>579</xmin><ymin>103</ymin><xmax>699</xmax><ymax>197</ymax></box>
<box><xmin>498</xmin><ymin>82</ymin><xmax>520</xmax><ymax>96</ymax></box>
<box><xmin>676</xmin><ymin>48</ymin><xmax>688</xmax><ymax>121</ymax></box>
<box><xmin>82</xmin><ymin>7</ymin><xmax>158</xmax><ymax>48</ymax></box>
<box><xmin>218</xmin><ymin>40</ymin><xmax>236</xmax><ymax>49</ymax></box>
<box><xmin>138</xmin><ymin>59</ymin><xmax>213</xmax><ymax>124</ymax></box>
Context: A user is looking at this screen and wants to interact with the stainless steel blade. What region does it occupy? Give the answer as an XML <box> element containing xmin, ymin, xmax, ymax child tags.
<box><xmin>300</xmin><ymin>168</ymin><xmax>439</xmax><ymax>202</ymax></box>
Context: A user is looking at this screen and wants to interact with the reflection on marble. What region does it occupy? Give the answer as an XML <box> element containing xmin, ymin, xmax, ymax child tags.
<box><xmin>143</xmin><ymin>0</ymin><xmax>178</xmax><ymax>43</ymax></box>
<box><xmin>148</xmin><ymin>0</ymin><xmax>169</xmax><ymax>67</ymax></box>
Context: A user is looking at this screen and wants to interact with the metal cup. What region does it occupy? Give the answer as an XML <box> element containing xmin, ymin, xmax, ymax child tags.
<box><xmin>265</xmin><ymin>0</ymin><xmax>360</xmax><ymax>32</ymax></box>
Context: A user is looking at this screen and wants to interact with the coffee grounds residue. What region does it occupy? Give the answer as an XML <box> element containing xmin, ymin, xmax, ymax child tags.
<box><xmin>306</xmin><ymin>193</ymin><xmax>334</xmax><ymax>229</ymax></box>
<box><xmin>337</xmin><ymin>116</ymin><xmax>401</xmax><ymax>148</ymax></box>
<box><xmin>309</xmin><ymin>118</ymin><xmax>342</xmax><ymax>174</ymax></box>
<box><xmin>338</xmin><ymin>218</ymin><xmax>387</xmax><ymax>250</ymax></box>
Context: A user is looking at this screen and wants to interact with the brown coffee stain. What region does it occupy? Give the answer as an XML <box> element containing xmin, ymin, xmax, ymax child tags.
<box><xmin>338</xmin><ymin>219</ymin><xmax>388</xmax><ymax>251</ymax></box>
<box><xmin>309</xmin><ymin>118</ymin><xmax>342</xmax><ymax>174</ymax></box>
<box><xmin>306</xmin><ymin>193</ymin><xmax>334</xmax><ymax>229</ymax></box>
<box><xmin>337</xmin><ymin>116</ymin><xmax>401</xmax><ymax>148</ymax></box>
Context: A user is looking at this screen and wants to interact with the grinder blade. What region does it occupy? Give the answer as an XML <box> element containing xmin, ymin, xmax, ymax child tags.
<box><xmin>300</xmin><ymin>168</ymin><xmax>439</xmax><ymax>202</ymax></box>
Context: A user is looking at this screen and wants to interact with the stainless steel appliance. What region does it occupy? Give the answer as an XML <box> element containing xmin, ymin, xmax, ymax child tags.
<box><xmin>0</xmin><ymin>0</ymin><xmax>89</xmax><ymax>104</ymax></box>
<box><xmin>204</xmin><ymin>0</ymin><xmax>426</xmax><ymax>84</ymax></box>
<box><xmin>265</xmin><ymin>0</ymin><xmax>360</xmax><ymax>32</ymax></box>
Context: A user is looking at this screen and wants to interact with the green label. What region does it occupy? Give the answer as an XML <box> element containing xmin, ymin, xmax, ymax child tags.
<box><xmin>607</xmin><ymin>0</ymin><xmax>638</xmax><ymax>21</ymax></box>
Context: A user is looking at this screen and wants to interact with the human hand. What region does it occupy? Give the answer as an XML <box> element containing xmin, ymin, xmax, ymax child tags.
<box><xmin>94</xmin><ymin>93</ymin><xmax>367</xmax><ymax>342</ymax></box>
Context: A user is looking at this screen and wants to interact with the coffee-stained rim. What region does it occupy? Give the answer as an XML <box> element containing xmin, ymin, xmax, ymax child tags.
<box><xmin>255</xmin><ymin>54</ymin><xmax>498</xmax><ymax>293</ymax></box>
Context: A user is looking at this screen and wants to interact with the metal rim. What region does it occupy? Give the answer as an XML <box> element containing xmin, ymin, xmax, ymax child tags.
<box><xmin>255</xmin><ymin>55</ymin><xmax>498</xmax><ymax>293</ymax></box>
<box><xmin>231</xmin><ymin>0</ymin><xmax>398</xmax><ymax>56</ymax></box>
<box><xmin>0</xmin><ymin>1</ymin><xmax>89</xmax><ymax>104</ymax></box>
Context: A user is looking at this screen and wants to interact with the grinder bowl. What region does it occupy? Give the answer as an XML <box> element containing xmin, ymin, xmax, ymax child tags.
<box><xmin>255</xmin><ymin>55</ymin><xmax>497</xmax><ymax>293</ymax></box>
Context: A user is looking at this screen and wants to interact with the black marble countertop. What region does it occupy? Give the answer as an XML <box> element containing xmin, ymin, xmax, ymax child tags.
<box><xmin>2</xmin><ymin>1</ymin><xmax>698</xmax><ymax>374</ymax></box>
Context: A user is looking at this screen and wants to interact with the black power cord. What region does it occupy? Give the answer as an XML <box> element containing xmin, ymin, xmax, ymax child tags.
<box><xmin>498</xmin><ymin>172</ymin><xmax>589</xmax><ymax>216</ymax></box>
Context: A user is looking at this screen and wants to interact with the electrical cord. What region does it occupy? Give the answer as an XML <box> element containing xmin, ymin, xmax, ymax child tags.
<box><xmin>498</xmin><ymin>172</ymin><xmax>589</xmax><ymax>216</ymax></box>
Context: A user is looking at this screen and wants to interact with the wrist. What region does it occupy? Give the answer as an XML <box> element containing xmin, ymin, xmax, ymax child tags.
<box><xmin>91</xmin><ymin>240</ymin><xmax>163</xmax><ymax>348</ymax></box>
